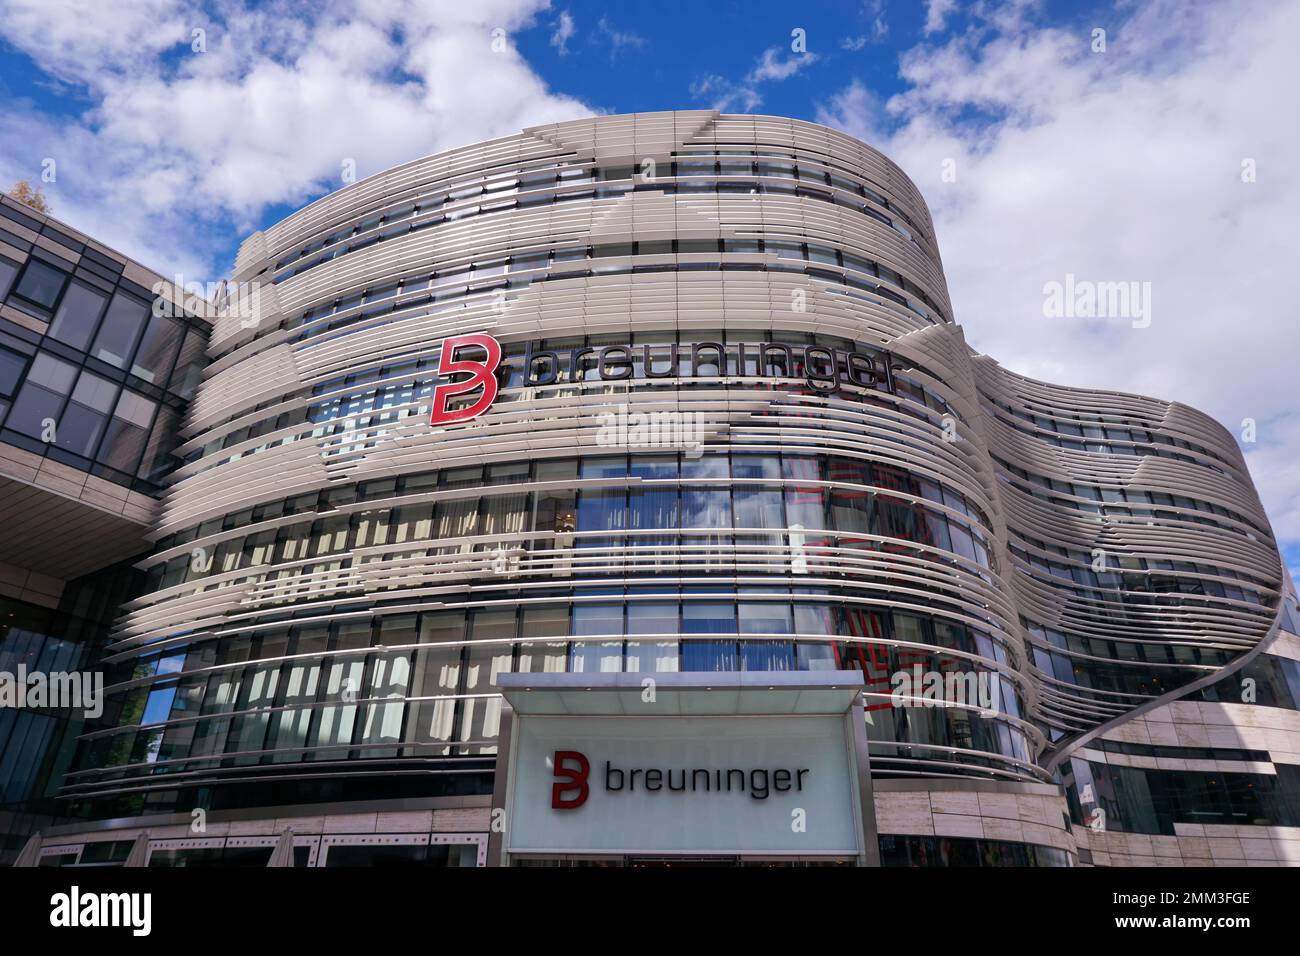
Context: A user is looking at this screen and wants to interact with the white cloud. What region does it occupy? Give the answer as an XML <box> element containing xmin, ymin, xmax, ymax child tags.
<box><xmin>0</xmin><ymin>0</ymin><xmax>191</xmax><ymax>81</ymax></box>
<box><xmin>748</xmin><ymin>47</ymin><xmax>820</xmax><ymax>83</ymax></box>
<box><xmin>817</xmin><ymin>0</ymin><xmax>1300</xmax><ymax>553</ymax></box>
<box><xmin>843</xmin><ymin>0</ymin><xmax>889</xmax><ymax>49</ymax></box>
<box><xmin>866</xmin><ymin>0</ymin><xmax>889</xmax><ymax>43</ymax></box>
<box><xmin>595</xmin><ymin>16</ymin><xmax>644</xmax><ymax>62</ymax></box>
<box><xmin>924</xmin><ymin>0</ymin><xmax>959</xmax><ymax>34</ymax></box>
<box><xmin>693</xmin><ymin>45</ymin><xmax>820</xmax><ymax>113</ymax></box>
<box><xmin>0</xmin><ymin>0</ymin><xmax>594</xmax><ymax>279</ymax></box>
<box><xmin>689</xmin><ymin>74</ymin><xmax>762</xmax><ymax>114</ymax></box>
<box><xmin>550</xmin><ymin>10</ymin><xmax>575</xmax><ymax>55</ymax></box>
<box><xmin>817</xmin><ymin>80</ymin><xmax>888</xmax><ymax>146</ymax></box>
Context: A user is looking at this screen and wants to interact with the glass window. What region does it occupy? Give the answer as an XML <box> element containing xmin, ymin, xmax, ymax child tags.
<box><xmin>135</xmin><ymin>404</ymin><xmax>180</xmax><ymax>483</ymax></box>
<box><xmin>129</xmin><ymin>313</ymin><xmax>184</xmax><ymax>383</ymax></box>
<box><xmin>411</xmin><ymin>642</ymin><xmax>462</xmax><ymax>697</ymax></box>
<box><xmin>461</xmin><ymin>641</ymin><xmax>512</xmax><ymax>734</ymax></box>
<box><xmin>831</xmin><ymin>487</ymin><xmax>872</xmax><ymax>535</ymax></box>
<box><xmin>627</xmin><ymin>602</ymin><xmax>678</xmax><ymax>636</ymax></box>
<box><xmin>732</xmin><ymin>454</ymin><xmax>781</xmax><ymax>480</ymax></box>
<box><xmin>12</xmin><ymin>258</ymin><xmax>68</xmax><ymax>310</ymax></box>
<box><xmin>579</xmin><ymin>456</ymin><xmax>626</xmax><ymax>479</ymax></box>
<box><xmin>739</xmin><ymin>602</ymin><xmax>795</xmax><ymax>669</ymax></box>
<box><xmin>785</xmin><ymin>485</ymin><xmax>826</xmax><ymax>531</ymax></box>
<box><xmin>169</xmin><ymin>329</ymin><xmax>207</xmax><ymax>399</ymax></box>
<box><xmin>311</xmin><ymin>659</ymin><xmax>363</xmax><ymax>755</ymax></box>
<box><xmin>682</xmin><ymin>455</ymin><xmax>728</xmax><ymax>479</ymax></box>
<box><xmin>420</xmin><ymin>610</ymin><xmax>466</xmax><ymax>643</ymax></box>
<box><xmin>4</xmin><ymin>353</ymin><xmax>76</xmax><ymax>438</ymax></box>
<box><xmin>471</xmin><ymin>609</ymin><xmax>516</xmax><ymax>642</ymax></box>
<box><xmin>733</xmin><ymin>487</ymin><xmax>784</xmax><ymax>530</ymax></box>
<box><xmin>0</xmin><ymin>347</ymin><xmax>27</xmax><ymax>397</ymax></box>
<box><xmin>0</xmin><ymin>257</ymin><xmax>18</xmax><ymax>298</ymax></box>
<box><xmin>517</xmin><ymin>640</ymin><xmax>567</xmax><ymax>673</ymax></box>
<box><xmin>624</xmin><ymin>640</ymin><xmax>679</xmax><ymax>672</ymax></box>
<box><xmin>98</xmin><ymin>389</ymin><xmax>157</xmax><ymax>474</ymax></box>
<box><xmin>462</xmin><ymin>639</ymin><xmax>512</xmax><ymax>691</ymax></box>
<box><xmin>141</xmin><ymin>683</ymin><xmax>178</xmax><ymax>725</ymax></box>
<box><xmin>948</xmin><ymin>521</ymin><xmax>978</xmax><ymax>563</ymax></box>
<box><xmin>57</xmin><ymin>371</ymin><xmax>118</xmax><ymax>458</ymax></box>
<box><xmin>47</xmin><ymin>280</ymin><xmax>108</xmax><ymax>350</ymax></box>
<box><xmin>480</xmin><ymin>492</ymin><xmax>529</xmax><ymax>536</ymax></box>
<box><xmin>520</xmin><ymin>605</ymin><xmax>568</xmax><ymax>639</ymax></box>
<box><xmin>628</xmin><ymin>486</ymin><xmax>678</xmax><ymax>543</ymax></box>
<box><xmin>796</xmin><ymin>641</ymin><xmax>838</xmax><ymax>670</ymax></box>
<box><xmin>682</xmin><ymin>488</ymin><xmax>731</xmax><ymax>529</ymax></box>
<box><xmin>793</xmin><ymin>604</ymin><xmax>836</xmax><ymax>635</ymax></box>
<box><xmin>681</xmin><ymin>639</ymin><xmax>737</xmax><ymax>671</ymax></box>
<box><xmin>573</xmin><ymin>603</ymin><xmax>622</xmax><ymax>637</ymax></box>
<box><xmin>682</xmin><ymin>602</ymin><xmax>736</xmax><ymax>634</ymax></box>
<box><xmin>576</xmin><ymin>489</ymin><xmax>625</xmax><ymax>539</ymax></box>
<box><xmin>91</xmin><ymin>289</ymin><xmax>149</xmax><ymax>368</ymax></box>
<box><xmin>739</xmin><ymin>602</ymin><xmax>793</xmax><ymax>635</ymax></box>
<box><xmin>740</xmin><ymin>639</ymin><xmax>795</xmax><ymax>671</ymax></box>
<box><xmin>569</xmin><ymin>641</ymin><xmax>623</xmax><ymax>673</ymax></box>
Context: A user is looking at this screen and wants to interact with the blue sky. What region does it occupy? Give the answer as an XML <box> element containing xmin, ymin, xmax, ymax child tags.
<box><xmin>0</xmin><ymin>0</ymin><xmax>1115</xmax><ymax>273</ymax></box>
<box><xmin>2</xmin><ymin>0</ymin><xmax>1299</xmax><ymax>574</ymax></box>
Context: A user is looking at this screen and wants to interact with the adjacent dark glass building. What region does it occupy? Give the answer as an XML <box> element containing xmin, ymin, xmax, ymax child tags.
<box><xmin>0</xmin><ymin>194</ymin><xmax>209</xmax><ymax>864</ymax></box>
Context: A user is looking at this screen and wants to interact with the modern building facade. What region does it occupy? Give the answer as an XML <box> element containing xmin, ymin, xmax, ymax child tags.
<box><xmin>0</xmin><ymin>194</ymin><xmax>209</xmax><ymax>863</ymax></box>
<box><xmin>15</xmin><ymin>111</ymin><xmax>1300</xmax><ymax>866</ymax></box>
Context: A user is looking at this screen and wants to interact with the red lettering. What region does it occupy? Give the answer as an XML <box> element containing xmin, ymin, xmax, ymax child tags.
<box><xmin>430</xmin><ymin>333</ymin><xmax>502</xmax><ymax>426</ymax></box>
<box><xmin>551</xmin><ymin>750</ymin><xmax>590</xmax><ymax>809</ymax></box>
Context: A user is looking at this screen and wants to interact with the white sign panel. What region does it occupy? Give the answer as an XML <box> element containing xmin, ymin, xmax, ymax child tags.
<box><xmin>505</xmin><ymin>715</ymin><xmax>863</xmax><ymax>857</ymax></box>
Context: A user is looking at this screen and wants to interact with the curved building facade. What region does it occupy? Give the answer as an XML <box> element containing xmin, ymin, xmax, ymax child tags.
<box><xmin>43</xmin><ymin>111</ymin><xmax>1291</xmax><ymax>866</ymax></box>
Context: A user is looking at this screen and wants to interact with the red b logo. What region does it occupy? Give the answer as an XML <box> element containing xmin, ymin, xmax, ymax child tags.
<box><xmin>552</xmin><ymin>750</ymin><xmax>590</xmax><ymax>809</ymax></box>
<box><xmin>430</xmin><ymin>333</ymin><xmax>502</xmax><ymax>426</ymax></box>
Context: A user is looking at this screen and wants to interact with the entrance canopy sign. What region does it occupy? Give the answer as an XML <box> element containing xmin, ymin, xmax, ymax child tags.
<box><xmin>490</xmin><ymin>672</ymin><xmax>878</xmax><ymax>865</ymax></box>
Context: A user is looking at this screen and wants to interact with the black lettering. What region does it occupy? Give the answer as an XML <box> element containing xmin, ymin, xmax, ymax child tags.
<box><xmin>598</xmin><ymin>346</ymin><xmax>632</xmax><ymax>380</ymax></box>
<box><xmin>643</xmin><ymin>343</ymin><xmax>678</xmax><ymax>378</ymax></box>
<box><xmin>846</xmin><ymin>350</ymin><xmax>880</xmax><ymax>389</ymax></box>
<box><xmin>727</xmin><ymin>769</ymin><xmax>745</xmax><ymax>793</ymax></box>
<box><xmin>760</xmin><ymin>342</ymin><xmax>791</xmax><ymax>377</ymax></box>
<box><xmin>523</xmin><ymin>343</ymin><xmax>557</xmax><ymax>386</ymax></box>
<box><xmin>645</xmin><ymin>769</ymin><xmax>663</xmax><ymax>791</ymax></box>
<box><xmin>773</xmin><ymin>769</ymin><xmax>792</xmax><ymax>791</ymax></box>
<box><xmin>569</xmin><ymin>347</ymin><xmax>595</xmax><ymax>382</ymax></box>
<box><xmin>692</xmin><ymin>769</ymin><xmax>711</xmax><ymax>792</ymax></box>
<box><xmin>605</xmin><ymin>761</ymin><xmax>623</xmax><ymax>791</ymax></box>
<box><xmin>750</xmin><ymin>769</ymin><xmax>770</xmax><ymax>800</ymax></box>
<box><xmin>691</xmin><ymin>341</ymin><xmax>726</xmax><ymax>377</ymax></box>
<box><xmin>804</xmin><ymin>345</ymin><xmax>838</xmax><ymax>392</ymax></box>
<box><xmin>629</xmin><ymin>768</ymin><xmax>642</xmax><ymax>791</ymax></box>
<box><xmin>668</xmin><ymin>769</ymin><xmax>686</xmax><ymax>791</ymax></box>
<box><xmin>797</xmin><ymin>768</ymin><xmax>810</xmax><ymax>790</ymax></box>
